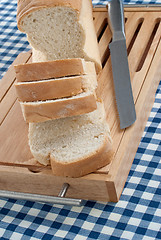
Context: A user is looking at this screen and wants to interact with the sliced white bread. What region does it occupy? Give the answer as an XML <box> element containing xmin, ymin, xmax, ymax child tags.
<box><xmin>17</xmin><ymin>0</ymin><xmax>102</xmax><ymax>73</ymax></box>
<box><xmin>19</xmin><ymin>60</ymin><xmax>98</xmax><ymax>122</ymax></box>
<box><xmin>29</xmin><ymin>101</ymin><xmax>113</xmax><ymax>177</ymax></box>
<box><xmin>15</xmin><ymin>61</ymin><xmax>97</xmax><ymax>102</ymax></box>
<box><xmin>15</xmin><ymin>76</ymin><xmax>83</xmax><ymax>102</ymax></box>
<box><xmin>21</xmin><ymin>92</ymin><xmax>97</xmax><ymax>123</ymax></box>
<box><xmin>14</xmin><ymin>58</ymin><xmax>89</xmax><ymax>82</ymax></box>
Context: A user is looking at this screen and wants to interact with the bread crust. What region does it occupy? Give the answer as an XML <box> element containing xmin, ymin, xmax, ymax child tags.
<box><xmin>50</xmin><ymin>136</ymin><xmax>114</xmax><ymax>177</ymax></box>
<box><xmin>15</xmin><ymin>76</ymin><xmax>83</xmax><ymax>102</ymax></box>
<box><xmin>14</xmin><ymin>58</ymin><xmax>86</xmax><ymax>82</ymax></box>
<box><xmin>21</xmin><ymin>93</ymin><xmax>97</xmax><ymax>123</ymax></box>
<box><xmin>17</xmin><ymin>0</ymin><xmax>82</xmax><ymax>31</ymax></box>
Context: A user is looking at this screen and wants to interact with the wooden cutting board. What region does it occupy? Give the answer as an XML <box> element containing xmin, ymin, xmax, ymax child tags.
<box><xmin>0</xmin><ymin>7</ymin><xmax>161</xmax><ymax>202</ymax></box>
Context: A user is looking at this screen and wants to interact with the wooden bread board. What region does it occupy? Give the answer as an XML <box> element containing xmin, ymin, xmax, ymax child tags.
<box><xmin>0</xmin><ymin>7</ymin><xmax>161</xmax><ymax>202</ymax></box>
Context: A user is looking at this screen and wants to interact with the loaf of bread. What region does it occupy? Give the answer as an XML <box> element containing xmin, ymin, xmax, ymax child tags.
<box><xmin>16</xmin><ymin>0</ymin><xmax>113</xmax><ymax>177</ymax></box>
<box><xmin>17</xmin><ymin>0</ymin><xmax>102</xmax><ymax>73</ymax></box>
<box><xmin>29</xmin><ymin>102</ymin><xmax>113</xmax><ymax>177</ymax></box>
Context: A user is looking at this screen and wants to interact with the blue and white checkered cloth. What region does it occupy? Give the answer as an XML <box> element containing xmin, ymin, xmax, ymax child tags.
<box><xmin>0</xmin><ymin>0</ymin><xmax>161</xmax><ymax>239</ymax></box>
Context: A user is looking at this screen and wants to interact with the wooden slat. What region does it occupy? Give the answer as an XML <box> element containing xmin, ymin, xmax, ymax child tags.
<box><xmin>0</xmin><ymin>51</ymin><xmax>32</xmax><ymax>125</ymax></box>
<box><xmin>124</xmin><ymin>7</ymin><xmax>161</xmax><ymax>12</ymax></box>
<box><xmin>0</xmin><ymin>101</ymin><xmax>33</xmax><ymax>164</ymax></box>
<box><xmin>93</xmin><ymin>11</ymin><xmax>107</xmax><ymax>38</ymax></box>
<box><xmin>0</xmin><ymin>51</ymin><xmax>32</xmax><ymax>101</ymax></box>
<box><xmin>125</xmin><ymin>12</ymin><xmax>144</xmax><ymax>48</ymax></box>
<box><xmin>98</xmin><ymin>25</ymin><xmax>111</xmax><ymax>64</ymax></box>
<box><xmin>93</xmin><ymin>7</ymin><xmax>161</xmax><ymax>13</ymax></box>
<box><xmin>0</xmin><ymin>84</ymin><xmax>17</xmax><ymax>125</ymax></box>
<box><xmin>128</xmin><ymin>13</ymin><xmax>158</xmax><ymax>74</ymax></box>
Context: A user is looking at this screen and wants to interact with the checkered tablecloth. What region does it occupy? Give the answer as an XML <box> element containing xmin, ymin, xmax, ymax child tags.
<box><xmin>0</xmin><ymin>0</ymin><xmax>161</xmax><ymax>239</ymax></box>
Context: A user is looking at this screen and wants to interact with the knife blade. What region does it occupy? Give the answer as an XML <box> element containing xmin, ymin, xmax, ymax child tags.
<box><xmin>107</xmin><ymin>0</ymin><xmax>136</xmax><ymax>129</ymax></box>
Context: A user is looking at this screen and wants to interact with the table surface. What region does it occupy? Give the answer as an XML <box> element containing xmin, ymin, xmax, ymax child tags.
<box><xmin>0</xmin><ymin>0</ymin><xmax>161</xmax><ymax>239</ymax></box>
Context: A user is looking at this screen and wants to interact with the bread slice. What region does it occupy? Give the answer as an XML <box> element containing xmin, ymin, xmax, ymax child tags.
<box><xmin>21</xmin><ymin>92</ymin><xmax>97</xmax><ymax>123</ymax></box>
<box><xmin>17</xmin><ymin>0</ymin><xmax>102</xmax><ymax>73</ymax></box>
<box><xmin>15</xmin><ymin>76</ymin><xmax>83</xmax><ymax>102</ymax></box>
<box><xmin>29</xmin><ymin>102</ymin><xmax>113</xmax><ymax>177</ymax></box>
<box><xmin>14</xmin><ymin>58</ymin><xmax>88</xmax><ymax>82</ymax></box>
<box><xmin>15</xmin><ymin>60</ymin><xmax>97</xmax><ymax>102</ymax></box>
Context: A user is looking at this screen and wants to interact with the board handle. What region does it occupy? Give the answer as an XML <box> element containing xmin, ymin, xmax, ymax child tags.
<box><xmin>0</xmin><ymin>183</ymin><xmax>84</xmax><ymax>206</ymax></box>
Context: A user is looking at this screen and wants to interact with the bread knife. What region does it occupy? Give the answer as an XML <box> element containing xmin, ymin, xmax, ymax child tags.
<box><xmin>107</xmin><ymin>0</ymin><xmax>136</xmax><ymax>129</ymax></box>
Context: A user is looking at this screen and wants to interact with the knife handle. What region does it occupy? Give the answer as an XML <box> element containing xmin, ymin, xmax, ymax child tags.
<box><xmin>107</xmin><ymin>0</ymin><xmax>125</xmax><ymax>41</ymax></box>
